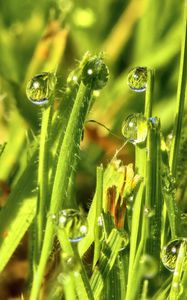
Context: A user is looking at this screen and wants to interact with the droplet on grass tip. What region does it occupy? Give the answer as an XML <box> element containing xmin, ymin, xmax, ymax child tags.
<box><xmin>122</xmin><ymin>113</ymin><xmax>148</xmax><ymax>144</ymax></box>
<box><xmin>127</xmin><ymin>67</ymin><xmax>147</xmax><ymax>92</ymax></box>
<box><xmin>58</xmin><ymin>209</ymin><xmax>88</xmax><ymax>242</ymax></box>
<box><xmin>26</xmin><ymin>72</ymin><xmax>57</xmax><ymax>105</ymax></box>
<box><xmin>82</xmin><ymin>56</ymin><xmax>109</xmax><ymax>90</ymax></box>
<box><xmin>140</xmin><ymin>254</ymin><xmax>158</xmax><ymax>278</ymax></box>
<box><xmin>148</xmin><ymin>117</ymin><xmax>159</xmax><ymax>127</ymax></box>
<box><xmin>161</xmin><ymin>238</ymin><xmax>187</xmax><ymax>272</ymax></box>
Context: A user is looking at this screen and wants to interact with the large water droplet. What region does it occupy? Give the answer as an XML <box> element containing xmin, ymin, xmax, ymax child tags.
<box><xmin>26</xmin><ymin>72</ymin><xmax>57</xmax><ymax>105</ymax></box>
<box><xmin>127</xmin><ymin>67</ymin><xmax>147</xmax><ymax>92</ymax></box>
<box><xmin>58</xmin><ymin>209</ymin><xmax>88</xmax><ymax>242</ymax></box>
<box><xmin>122</xmin><ymin>113</ymin><xmax>148</xmax><ymax>144</ymax></box>
<box><xmin>161</xmin><ymin>238</ymin><xmax>187</xmax><ymax>271</ymax></box>
<box><xmin>82</xmin><ymin>57</ymin><xmax>109</xmax><ymax>90</ymax></box>
<box><xmin>140</xmin><ymin>254</ymin><xmax>158</xmax><ymax>278</ymax></box>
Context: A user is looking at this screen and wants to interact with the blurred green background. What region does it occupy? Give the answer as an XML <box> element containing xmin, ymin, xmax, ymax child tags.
<box><xmin>0</xmin><ymin>0</ymin><xmax>184</xmax><ymax>298</ymax></box>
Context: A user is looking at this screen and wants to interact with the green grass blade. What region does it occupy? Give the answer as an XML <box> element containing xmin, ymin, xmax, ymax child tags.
<box><xmin>169</xmin><ymin>2</ymin><xmax>187</xmax><ymax>176</ymax></box>
<box><xmin>0</xmin><ymin>158</ymin><xmax>37</xmax><ymax>271</ymax></box>
<box><xmin>90</xmin><ymin>228</ymin><xmax>123</xmax><ymax>299</ymax></box>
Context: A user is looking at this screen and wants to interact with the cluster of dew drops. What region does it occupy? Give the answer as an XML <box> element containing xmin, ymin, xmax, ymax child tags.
<box><xmin>25</xmin><ymin>58</ymin><xmax>110</xmax><ymax>279</ymax></box>
<box><xmin>127</xmin><ymin>67</ymin><xmax>187</xmax><ymax>277</ymax></box>
<box><xmin>25</xmin><ymin>65</ymin><xmax>185</xmax><ymax>279</ymax></box>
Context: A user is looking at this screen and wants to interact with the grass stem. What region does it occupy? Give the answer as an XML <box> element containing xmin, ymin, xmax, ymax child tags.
<box><xmin>169</xmin><ymin>2</ymin><xmax>187</xmax><ymax>176</ymax></box>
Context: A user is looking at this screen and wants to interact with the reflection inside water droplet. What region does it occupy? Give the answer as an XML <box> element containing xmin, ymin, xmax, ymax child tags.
<box><xmin>56</xmin><ymin>209</ymin><xmax>88</xmax><ymax>242</ymax></box>
<box><xmin>127</xmin><ymin>67</ymin><xmax>147</xmax><ymax>92</ymax></box>
<box><xmin>82</xmin><ymin>57</ymin><xmax>109</xmax><ymax>90</ymax></box>
<box><xmin>161</xmin><ymin>238</ymin><xmax>187</xmax><ymax>271</ymax></box>
<box><xmin>26</xmin><ymin>72</ymin><xmax>56</xmax><ymax>105</ymax></box>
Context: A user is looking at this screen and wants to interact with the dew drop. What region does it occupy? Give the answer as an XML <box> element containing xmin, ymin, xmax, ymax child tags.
<box><xmin>122</xmin><ymin>113</ymin><xmax>148</xmax><ymax>144</ymax></box>
<box><xmin>58</xmin><ymin>209</ymin><xmax>88</xmax><ymax>242</ymax></box>
<box><xmin>163</xmin><ymin>174</ymin><xmax>176</xmax><ymax>194</ymax></box>
<box><xmin>82</xmin><ymin>56</ymin><xmax>109</xmax><ymax>90</ymax></box>
<box><xmin>126</xmin><ymin>195</ymin><xmax>134</xmax><ymax>210</ymax></box>
<box><xmin>51</xmin><ymin>214</ymin><xmax>57</xmax><ymax>222</ymax></box>
<box><xmin>98</xmin><ymin>215</ymin><xmax>103</xmax><ymax>226</ymax></box>
<box><xmin>166</xmin><ymin>132</ymin><xmax>173</xmax><ymax>151</ymax></box>
<box><xmin>57</xmin><ymin>272</ymin><xmax>70</xmax><ymax>285</ymax></box>
<box><xmin>127</xmin><ymin>67</ymin><xmax>147</xmax><ymax>92</ymax></box>
<box><xmin>62</xmin><ymin>253</ymin><xmax>80</xmax><ymax>274</ymax></box>
<box><xmin>161</xmin><ymin>238</ymin><xmax>187</xmax><ymax>271</ymax></box>
<box><xmin>148</xmin><ymin>117</ymin><xmax>159</xmax><ymax>128</ymax></box>
<box><xmin>26</xmin><ymin>72</ymin><xmax>57</xmax><ymax>105</ymax></box>
<box><xmin>144</xmin><ymin>207</ymin><xmax>155</xmax><ymax>218</ymax></box>
<box><xmin>119</xmin><ymin>230</ymin><xmax>129</xmax><ymax>251</ymax></box>
<box><xmin>140</xmin><ymin>254</ymin><xmax>158</xmax><ymax>278</ymax></box>
<box><xmin>128</xmin><ymin>195</ymin><xmax>134</xmax><ymax>202</ymax></box>
<box><xmin>67</xmin><ymin>69</ymin><xmax>80</xmax><ymax>88</ymax></box>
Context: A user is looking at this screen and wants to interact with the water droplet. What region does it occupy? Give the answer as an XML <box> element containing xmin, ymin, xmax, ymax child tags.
<box><xmin>26</xmin><ymin>72</ymin><xmax>57</xmax><ymax>105</ymax></box>
<box><xmin>57</xmin><ymin>272</ymin><xmax>70</xmax><ymax>285</ymax></box>
<box><xmin>51</xmin><ymin>214</ymin><xmax>57</xmax><ymax>222</ymax></box>
<box><xmin>144</xmin><ymin>207</ymin><xmax>155</xmax><ymax>218</ymax></box>
<box><xmin>68</xmin><ymin>75</ymin><xmax>79</xmax><ymax>85</ymax></box>
<box><xmin>148</xmin><ymin>117</ymin><xmax>159</xmax><ymax>128</ymax></box>
<box><xmin>163</xmin><ymin>174</ymin><xmax>176</xmax><ymax>194</ymax></box>
<box><xmin>161</xmin><ymin>238</ymin><xmax>187</xmax><ymax>271</ymax></box>
<box><xmin>58</xmin><ymin>209</ymin><xmax>88</xmax><ymax>242</ymax></box>
<box><xmin>166</xmin><ymin>132</ymin><xmax>173</xmax><ymax>151</ymax></box>
<box><xmin>67</xmin><ymin>69</ymin><xmax>80</xmax><ymax>88</ymax></box>
<box><xmin>82</xmin><ymin>56</ymin><xmax>109</xmax><ymax>90</ymax></box>
<box><xmin>128</xmin><ymin>195</ymin><xmax>134</xmax><ymax>202</ymax></box>
<box><xmin>62</xmin><ymin>253</ymin><xmax>80</xmax><ymax>274</ymax></box>
<box><xmin>127</xmin><ymin>67</ymin><xmax>147</xmax><ymax>92</ymax></box>
<box><xmin>122</xmin><ymin>113</ymin><xmax>148</xmax><ymax>144</ymax></box>
<box><xmin>98</xmin><ymin>215</ymin><xmax>103</xmax><ymax>226</ymax></box>
<box><xmin>119</xmin><ymin>230</ymin><xmax>129</xmax><ymax>251</ymax></box>
<box><xmin>140</xmin><ymin>254</ymin><xmax>158</xmax><ymax>278</ymax></box>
